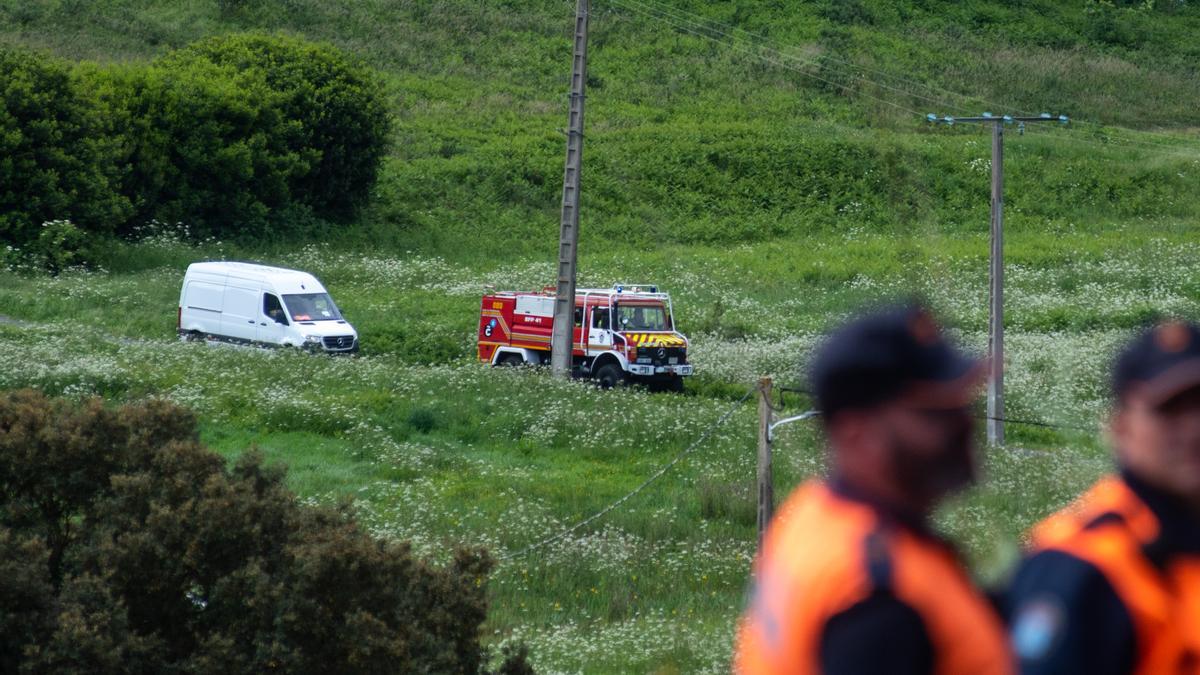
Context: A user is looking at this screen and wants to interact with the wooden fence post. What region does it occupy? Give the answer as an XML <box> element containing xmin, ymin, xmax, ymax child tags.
<box><xmin>756</xmin><ymin>377</ymin><xmax>773</xmax><ymax>551</ymax></box>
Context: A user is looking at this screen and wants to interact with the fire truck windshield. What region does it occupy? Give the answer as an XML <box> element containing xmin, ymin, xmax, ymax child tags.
<box><xmin>616</xmin><ymin>304</ymin><xmax>670</xmax><ymax>331</ymax></box>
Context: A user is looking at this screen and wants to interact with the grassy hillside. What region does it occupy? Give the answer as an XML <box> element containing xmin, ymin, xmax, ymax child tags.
<box><xmin>4</xmin><ymin>0</ymin><xmax>1200</xmax><ymax>255</ymax></box>
<box><xmin>4</xmin><ymin>0</ymin><xmax>1200</xmax><ymax>672</ymax></box>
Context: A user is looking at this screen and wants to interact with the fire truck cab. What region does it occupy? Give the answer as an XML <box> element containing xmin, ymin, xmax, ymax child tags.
<box><xmin>478</xmin><ymin>284</ymin><xmax>693</xmax><ymax>390</ymax></box>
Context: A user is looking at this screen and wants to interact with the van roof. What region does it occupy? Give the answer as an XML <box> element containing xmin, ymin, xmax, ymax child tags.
<box><xmin>185</xmin><ymin>261</ymin><xmax>327</xmax><ymax>294</ymax></box>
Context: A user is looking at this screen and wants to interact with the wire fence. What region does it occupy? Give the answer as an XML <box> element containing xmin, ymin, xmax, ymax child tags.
<box><xmin>498</xmin><ymin>386</ymin><xmax>756</xmax><ymax>561</ymax></box>
<box><xmin>774</xmin><ymin>385</ymin><xmax>1099</xmax><ymax>434</ymax></box>
<box><xmin>498</xmin><ymin>373</ymin><xmax>1097</xmax><ymax>563</ymax></box>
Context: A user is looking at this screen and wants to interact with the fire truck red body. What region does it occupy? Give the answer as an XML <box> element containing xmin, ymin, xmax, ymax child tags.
<box><xmin>478</xmin><ymin>284</ymin><xmax>693</xmax><ymax>389</ymax></box>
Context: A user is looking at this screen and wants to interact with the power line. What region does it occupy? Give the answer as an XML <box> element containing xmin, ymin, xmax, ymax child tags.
<box><xmin>605</xmin><ymin>0</ymin><xmax>927</xmax><ymax>118</ymax></box>
<box><xmin>606</xmin><ymin>0</ymin><xmax>1200</xmax><ymax>152</ymax></box>
<box><xmin>607</xmin><ymin>0</ymin><xmax>973</xmax><ymax>114</ymax></box>
<box><xmin>497</xmin><ymin>387</ymin><xmax>755</xmax><ymax>561</ymax></box>
<box><xmin>602</xmin><ymin>0</ymin><xmax>1200</xmax><ymax>161</ymax></box>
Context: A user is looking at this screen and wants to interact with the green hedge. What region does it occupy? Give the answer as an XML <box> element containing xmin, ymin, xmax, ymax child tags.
<box><xmin>177</xmin><ymin>33</ymin><xmax>392</xmax><ymax>218</ymax></box>
<box><xmin>105</xmin><ymin>57</ymin><xmax>304</xmax><ymax>239</ymax></box>
<box><xmin>0</xmin><ymin>33</ymin><xmax>392</xmax><ymax>253</ymax></box>
<box><xmin>0</xmin><ymin>49</ymin><xmax>130</xmax><ymax>246</ymax></box>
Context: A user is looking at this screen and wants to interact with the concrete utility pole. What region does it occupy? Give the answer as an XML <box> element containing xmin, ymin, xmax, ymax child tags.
<box><xmin>550</xmin><ymin>0</ymin><xmax>590</xmax><ymax>378</ymax></box>
<box><xmin>926</xmin><ymin>112</ymin><xmax>1068</xmax><ymax>446</ymax></box>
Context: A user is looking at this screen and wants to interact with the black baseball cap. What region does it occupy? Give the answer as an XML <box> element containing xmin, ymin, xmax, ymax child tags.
<box><xmin>810</xmin><ymin>305</ymin><xmax>984</xmax><ymax>421</ymax></box>
<box><xmin>1113</xmin><ymin>320</ymin><xmax>1200</xmax><ymax>406</ymax></box>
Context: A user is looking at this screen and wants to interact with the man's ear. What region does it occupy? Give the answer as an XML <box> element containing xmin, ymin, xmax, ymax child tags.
<box><xmin>827</xmin><ymin>409</ymin><xmax>869</xmax><ymax>451</ymax></box>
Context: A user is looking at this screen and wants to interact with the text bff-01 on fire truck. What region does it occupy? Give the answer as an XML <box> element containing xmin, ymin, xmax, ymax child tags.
<box><xmin>477</xmin><ymin>284</ymin><xmax>694</xmax><ymax>390</ymax></box>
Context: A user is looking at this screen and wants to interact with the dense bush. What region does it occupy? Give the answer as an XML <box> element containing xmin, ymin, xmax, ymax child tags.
<box><xmin>178</xmin><ymin>32</ymin><xmax>392</xmax><ymax>217</ymax></box>
<box><xmin>0</xmin><ymin>390</ymin><xmax>530</xmax><ymax>674</ymax></box>
<box><xmin>0</xmin><ymin>48</ymin><xmax>130</xmax><ymax>247</ymax></box>
<box><xmin>112</xmin><ymin>33</ymin><xmax>391</xmax><ymax>239</ymax></box>
<box><xmin>110</xmin><ymin>57</ymin><xmax>306</xmax><ymax>240</ymax></box>
<box><xmin>0</xmin><ymin>34</ymin><xmax>391</xmax><ymax>250</ymax></box>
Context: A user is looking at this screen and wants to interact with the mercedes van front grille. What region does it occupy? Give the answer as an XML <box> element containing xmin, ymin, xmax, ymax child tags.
<box><xmin>323</xmin><ymin>335</ymin><xmax>355</xmax><ymax>351</ymax></box>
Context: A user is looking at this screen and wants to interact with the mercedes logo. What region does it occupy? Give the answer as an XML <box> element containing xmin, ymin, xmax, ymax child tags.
<box><xmin>657</xmin><ymin>347</ymin><xmax>667</xmax><ymax>360</ymax></box>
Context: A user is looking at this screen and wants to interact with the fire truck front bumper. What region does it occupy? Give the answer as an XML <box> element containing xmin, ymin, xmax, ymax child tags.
<box><xmin>629</xmin><ymin>364</ymin><xmax>693</xmax><ymax>377</ymax></box>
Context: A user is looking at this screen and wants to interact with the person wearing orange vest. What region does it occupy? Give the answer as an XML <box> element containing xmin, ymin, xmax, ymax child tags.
<box><xmin>735</xmin><ymin>305</ymin><xmax>1012</xmax><ymax>675</ymax></box>
<box><xmin>1006</xmin><ymin>320</ymin><xmax>1200</xmax><ymax>674</ymax></box>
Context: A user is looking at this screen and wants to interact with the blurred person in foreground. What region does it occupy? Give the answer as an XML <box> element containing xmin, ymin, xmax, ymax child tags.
<box><xmin>735</xmin><ymin>304</ymin><xmax>1011</xmax><ymax>675</ymax></box>
<box><xmin>1006</xmin><ymin>320</ymin><xmax>1200</xmax><ymax>674</ymax></box>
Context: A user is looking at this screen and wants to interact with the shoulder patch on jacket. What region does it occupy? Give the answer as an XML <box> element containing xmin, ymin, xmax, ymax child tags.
<box><xmin>1011</xmin><ymin>595</ymin><xmax>1066</xmax><ymax>662</ymax></box>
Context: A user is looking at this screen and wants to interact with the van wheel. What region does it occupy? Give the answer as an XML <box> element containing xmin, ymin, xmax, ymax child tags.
<box><xmin>498</xmin><ymin>353</ymin><xmax>524</xmax><ymax>367</ymax></box>
<box><xmin>595</xmin><ymin>363</ymin><xmax>627</xmax><ymax>389</ymax></box>
<box><xmin>180</xmin><ymin>330</ymin><xmax>202</xmax><ymax>343</ymax></box>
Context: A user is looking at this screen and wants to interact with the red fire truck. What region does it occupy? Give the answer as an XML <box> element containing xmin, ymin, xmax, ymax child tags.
<box><xmin>477</xmin><ymin>284</ymin><xmax>693</xmax><ymax>390</ymax></box>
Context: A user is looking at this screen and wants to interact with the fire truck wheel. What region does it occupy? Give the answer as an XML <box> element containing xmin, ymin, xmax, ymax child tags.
<box><xmin>595</xmin><ymin>363</ymin><xmax>627</xmax><ymax>389</ymax></box>
<box><xmin>498</xmin><ymin>353</ymin><xmax>525</xmax><ymax>367</ymax></box>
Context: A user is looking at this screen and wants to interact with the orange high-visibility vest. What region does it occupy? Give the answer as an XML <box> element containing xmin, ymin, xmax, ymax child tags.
<box><xmin>1028</xmin><ymin>476</ymin><xmax>1200</xmax><ymax>675</ymax></box>
<box><xmin>735</xmin><ymin>480</ymin><xmax>1011</xmax><ymax>675</ymax></box>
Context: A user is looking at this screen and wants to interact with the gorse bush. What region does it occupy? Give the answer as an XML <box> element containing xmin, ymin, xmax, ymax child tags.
<box><xmin>0</xmin><ymin>390</ymin><xmax>531</xmax><ymax>674</ymax></box>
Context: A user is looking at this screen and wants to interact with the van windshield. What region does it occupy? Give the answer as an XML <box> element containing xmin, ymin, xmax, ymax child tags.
<box><xmin>283</xmin><ymin>293</ymin><xmax>342</xmax><ymax>321</ymax></box>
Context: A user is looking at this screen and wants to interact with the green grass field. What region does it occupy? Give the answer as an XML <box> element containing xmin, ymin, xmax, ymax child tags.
<box><xmin>0</xmin><ymin>227</ymin><xmax>1189</xmax><ymax>671</ymax></box>
<box><xmin>4</xmin><ymin>0</ymin><xmax>1200</xmax><ymax>671</ymax></box>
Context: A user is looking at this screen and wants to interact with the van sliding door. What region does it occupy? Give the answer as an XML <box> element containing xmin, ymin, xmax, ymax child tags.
<box><xmin>220</xmin><ymin>286</ymin><xmax>259</xmax><ymax>342</ymax></box>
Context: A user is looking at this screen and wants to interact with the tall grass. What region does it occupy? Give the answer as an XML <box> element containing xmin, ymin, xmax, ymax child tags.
<box><xmin>3</xmin><ymin>0</ymin><xmax>1200</xmax><ymax>670</ymax></box>
<box><xmin>0</xmin><ymin>227</ymin><xmax>1163</xmax><ymax>669</ymax></box>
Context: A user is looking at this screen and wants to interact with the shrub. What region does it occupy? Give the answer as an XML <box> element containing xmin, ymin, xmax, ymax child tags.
<box><xmin>407</xmin><ymin>406</ymin><xmax>440</xmax><ymax>433</ymax></box>
<box><xmin>175</xmin><ymin>32</ymin><xmax>392</xmax><ymax>217</ymax></box>
<box><xmin>102</xmin><ymin>33</ymin><xmax>393</xmax><ymax>240</ymax></box>
<box><xmin>0</xmin><ymin>48</ymin><xmax>130</xmax><ymax>246</ymax></box>
<box><xmin>30</xmin><ymin>219</ymin><xmax>90</xmax><ymax>274</ymax></box>
<box><xmin>112</xmin><ymin>57</ymin><xmax>306</xmax><ymax>240</ymax></box>
<box><xmin>0</xmin><ymin>390</ymin><xmax>531</xmax><ymax>673</ymax></box>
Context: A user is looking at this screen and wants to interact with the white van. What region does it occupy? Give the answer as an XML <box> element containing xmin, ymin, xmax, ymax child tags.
<box><xmin>178</xmin><ymin>262</ymin><xmax>358</xmax><ymax>353</ymax></box>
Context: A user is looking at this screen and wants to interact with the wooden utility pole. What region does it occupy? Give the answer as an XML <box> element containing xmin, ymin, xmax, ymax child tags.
<box><xmin>550</xmin><ymin>0</ymin><xmax>590</xmax><ymax>378</ymax></box>
<box><xmin>756</xmin><ymin>377</ymin><xmax>773</xmax><ymax>549</ymax></box>
<box><xmin>926</xmin><ymin>112</ymin><xmax>1068</xmax><ymax>446</ymax></box>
